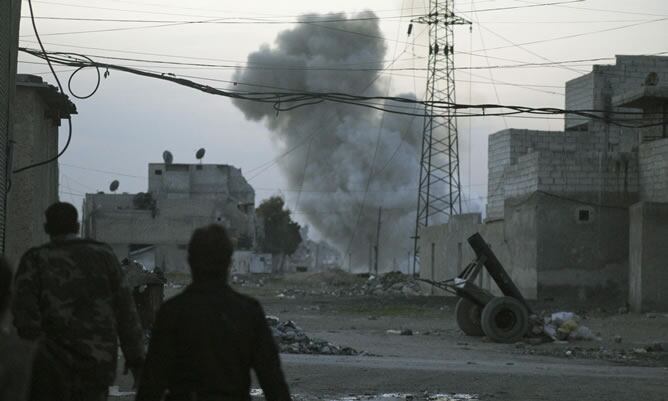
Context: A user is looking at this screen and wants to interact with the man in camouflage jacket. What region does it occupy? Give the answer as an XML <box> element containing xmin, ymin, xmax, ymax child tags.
<box><xmin>12</xmin><ymin>202</ymin><xmax>145</xmax><ymax>401</ymax></box>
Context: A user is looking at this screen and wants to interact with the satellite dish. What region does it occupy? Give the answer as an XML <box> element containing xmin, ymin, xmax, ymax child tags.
<box><xmin>109</xmin><ymin>180</ymin><xmax>120</xmax><ymax>192</ymax></box>
<box><xmin>644</xmin><ymin>72</ymin><xmax>659</xmax><ymax>87</ymax></box>
<box><xmin>163</xmin><ymin>150</ymin><xmax>174</xmax><ymax>165</ymax></box>
<box><xmin>196</xmin><ymin>148</ymin><xmax>206</xmax><ymax>160</ymax></box>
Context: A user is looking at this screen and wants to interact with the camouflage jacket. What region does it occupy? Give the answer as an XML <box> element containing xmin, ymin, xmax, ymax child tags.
<box><xmin>12</xmin><ymin>238</ymin><xmax>145</xmax><ymax>386</ymax></box>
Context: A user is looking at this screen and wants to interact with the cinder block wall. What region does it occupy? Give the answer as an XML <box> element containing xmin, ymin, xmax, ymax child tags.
<box><xmin>639</xmin><ymin>138</ymin><xmax>668</xmax><ymax>202</ymax></box>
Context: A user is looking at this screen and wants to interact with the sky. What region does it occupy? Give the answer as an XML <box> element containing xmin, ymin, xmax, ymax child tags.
<box><xmin>14</xmin><ymin>0</ymin><xmax>668</xmax><ymax>256</ymax></box>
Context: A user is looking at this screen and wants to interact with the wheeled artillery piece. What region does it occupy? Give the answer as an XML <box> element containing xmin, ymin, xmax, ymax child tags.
<box><xmin>421</xmin><ymin>233</ymin><xmax>533</xmax><ymax>343</ymax></box>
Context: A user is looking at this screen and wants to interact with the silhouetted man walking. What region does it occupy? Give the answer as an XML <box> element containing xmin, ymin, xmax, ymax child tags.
<box><xmin>136</xmin><ymin>224</ymin><xmax>291</xmax><ymax>401</ymax></box>
<box><xmin>12</xmin><ymin>202</ymin><xmax>145</xmax><ymax>401</ymax></box>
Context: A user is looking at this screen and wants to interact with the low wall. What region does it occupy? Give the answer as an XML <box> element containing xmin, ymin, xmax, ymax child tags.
<box><xmin>629</xmin><ymin>202</ymin><xmax>668</xmax><ymax>312</ymax></box>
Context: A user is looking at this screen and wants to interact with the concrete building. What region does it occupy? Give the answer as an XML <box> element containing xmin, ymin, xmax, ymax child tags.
<box><xmin>420</xmin><ymin>55</ymin><xmax>668</xmax><ymax>310</ymax></box>
<box><xmin>5</xmin><ymin>74</ymin><xmax>76</xmax><ymax>264</ymax></box>
<box><xmin>1</xmin><ymin>0</ymin><xmax>21</xmax><ymax>254</ymax></box>
<box><xmin>83</xmin><ymin>162</ymin><xmax>257</xmax><ymax>273</ymax></box>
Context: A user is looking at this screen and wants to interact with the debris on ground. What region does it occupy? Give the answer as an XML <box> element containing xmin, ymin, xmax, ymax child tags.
<box><xmin>267</xmin><ymin>316</ymin><xmax>366</xmax><ymax>356</ymax></box>
<box><xmin>534</xmin><ymin>311</ymin><xmax>599</xmax><ymax>342</ymax></box>
<box><xmin>250</xmin><ymin>391</ymin><xmax>480</xmax><ymax>401</ymax></box>
<box><xmin>362</xmin><ymin>272</ymin><xmax>424</xmax><ymax>296</ymax></box>
<box><xmin>232</xmin><ymin>275</ymin><xmax>265</xmax><ymax>288</ymax></box>
<box><xmin>386</xmin><ymin>329</ymin><xmax>414</xmax><ymax>336</ymax></box>
<box><xmin>232</xmin><ymin>271</ymin><xmax>426</xmax><ymax>298</ymax></box>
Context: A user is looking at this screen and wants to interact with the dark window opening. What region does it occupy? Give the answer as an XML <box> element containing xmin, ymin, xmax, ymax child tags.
<box><xmin>196</xmin><ymin>165</ymin><xmax>203</xmax><ymax>170</ymax></box>
<box><xmin>154</xmin><ymin>169</ymin><xmax>162</xmax><ymax>175</ymax></box>
<box><xmin>578</xmin><ymin>209</ymin><xmax>590</xmax><ymax>222</ymax></box>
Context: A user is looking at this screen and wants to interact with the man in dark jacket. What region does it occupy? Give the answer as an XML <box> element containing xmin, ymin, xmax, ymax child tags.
<box><xmin>136</xmin><ymin>224</ymin><xmax>291</xmax><ymax>401</ymax></box>
<box><xmin>12</xmin><ymin>202</ymin><xmax>145</xmax><ymax>401</ymax></box>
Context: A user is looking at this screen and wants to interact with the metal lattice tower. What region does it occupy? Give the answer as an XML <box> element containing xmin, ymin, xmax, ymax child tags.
<box><xmin>412</xmin><ymin>0</ymin><xmax>470</xmax><ymax>272</ymax></box>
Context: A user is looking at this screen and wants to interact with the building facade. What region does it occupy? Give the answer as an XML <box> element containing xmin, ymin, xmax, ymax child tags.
<box><xmin>420</xmin><ymin>55</ymin><xmax>668</xmax><ymax>310</ymax></box>
<box><xmin>5</xmin><ymin>74</ymin><xmax>76</xmax><ymax>264</ymax></box>
<box><xmin>83</xmin><ymin>162</ymin><xmax>257</xmax><ymax>273</ymax></box>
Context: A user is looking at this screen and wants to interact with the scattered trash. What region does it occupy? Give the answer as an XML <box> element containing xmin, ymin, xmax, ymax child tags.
<box><xmin>535</xmin><ymin>311</ymin><xmax>598</xmax><ymax>342</ymax></box>
<box><xmin>268</xmin><ymin>317</ymin><xmax>365</xmax><ymax>356</ymax></box>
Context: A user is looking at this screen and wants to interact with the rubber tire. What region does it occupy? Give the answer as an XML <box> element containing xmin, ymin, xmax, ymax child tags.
<box><xmin>481</xmin><ymin>296</ymin><xmax>529</xmax><ymax>343</ymax></box>
<box><xmin>455</xmin><ymin>297</ymin><xmax>484</xmax><ymax>337</ymax></box>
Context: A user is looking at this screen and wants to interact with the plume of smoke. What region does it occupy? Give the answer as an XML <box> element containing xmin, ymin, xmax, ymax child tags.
<box><xmin>232</xmin><ymin>11</ymin><xmax>423</xmax><ymax>272</ymax></box>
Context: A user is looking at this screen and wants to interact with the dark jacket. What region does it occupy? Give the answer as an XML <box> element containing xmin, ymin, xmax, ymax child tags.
<box><xmin>135</xmin><ymin>280</ymin><xmax>291</xmax><ymax>401</ymax></box>
<box><xmin>12</xmin><ymin>238</ymin><xmax>145</xmax><ymax>388</ymax></box>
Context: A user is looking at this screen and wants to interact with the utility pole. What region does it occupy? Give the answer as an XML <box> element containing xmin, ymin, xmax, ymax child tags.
<box><xmin>410</xmin><ymin>0</ymin><xmax>470</xmax><ymax>273</ymax></box>
<box><xmin>373</xmin><ymin>207</ymin><xmax>382</xmax><ymax>276</ymax></box>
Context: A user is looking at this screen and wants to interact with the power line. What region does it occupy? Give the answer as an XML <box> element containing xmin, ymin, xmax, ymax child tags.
<box><xmin>18</xmin><ymin>48</ymin><xmax>667</xmax><ymax>128</ymax></box>
<box><xmin>473</xmin><ymin>17</ymin><xmax>668</xmax><ymax>53</ymax></box>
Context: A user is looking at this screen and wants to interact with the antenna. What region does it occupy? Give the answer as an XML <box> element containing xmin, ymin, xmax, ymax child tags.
<box><xmin>195</xmin><ymin>148</ymin><xmax>206</xmax><ymax>164</ymax></box>
<box><xmin>162</xmin><ymin>150</ymin><xmax>174</xmax><ymax>165</ymax></box>
<box><xmin>109</xmin><ymin>180</ymin><xmax>120</xmax><ymax>192</ymax></box>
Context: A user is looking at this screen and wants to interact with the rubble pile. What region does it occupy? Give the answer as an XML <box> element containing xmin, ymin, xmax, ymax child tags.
<box><xmin>267</xmin><ymin>316</ymin><xmax>364</xmax><ymax>356</ymax></box>
<box><xmin>360</xmin><ymin>272</ymin><xmax>424</xmax><ymax>296</ymax></box>
<box><xmin>267</xmin><ymin>271</ymin><xmax>426</xmax><ymax>298</ymax></box>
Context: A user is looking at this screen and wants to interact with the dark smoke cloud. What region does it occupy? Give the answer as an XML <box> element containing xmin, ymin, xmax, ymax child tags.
<box><xmin>232</xmin><ymin>11</ymin><xmax>422</xmax><ymax>271</ymax></box>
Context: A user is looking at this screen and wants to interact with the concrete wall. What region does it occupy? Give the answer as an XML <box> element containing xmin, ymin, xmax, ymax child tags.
<box><xmin>565</xmin><ymin>56</ymin><xmax>668</xmax><ymax>134</ymax></box>
<box><xmin>534</xmin><ymin>192</ymin><xmax>631</xmax><ymax>301</ymax></box>
<box><xmin>419</xmin><ymin>204</ymin><xmax>539</xmax><ymax>300</ymax></box>
<box><xmin>565</xmin><ymin>73</ymin><xmax>594</xmax><ymax>131</ymax></box>
<box><xmin>5</xmin><ymin>86</ymin><xmax>61</xmax><ymax>264</ymax></box>
<box><xmin>629</xmin><ymin>202</ymin><xmax>668</xmax><ymax>312</ymax></box>
<box><xmin>486</xmin><ymin>128</ymin><xmax>632</xmax><ymax>219</ymax></box>
<box><xmin>422</xmin><ymin>190</ymin><xmax>634</xmax><ymax>301</ymax></box>
<box><xmin>148</xmin><ymin>163</ymin><xmax>255</xmax><ymax>205</ymax></box>
<box><xmin>639</xmin><ymin>138</ymin><xmax>668</xmax><ymax>202</ymax></box>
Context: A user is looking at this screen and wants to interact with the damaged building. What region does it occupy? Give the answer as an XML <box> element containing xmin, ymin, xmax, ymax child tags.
<box><xmin>83</xmin><ymin>161</ymin><xmax>257</xmax><ymax>273</ymax></box>
<box><xmin>420</xmin><ymin>55</ymin><xmax>668</xmax><ymax>312</ymax></box>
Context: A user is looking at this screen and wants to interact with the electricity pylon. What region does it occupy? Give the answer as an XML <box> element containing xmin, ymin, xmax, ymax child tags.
<box><xmin>411</xmin><ymin>0</ymin><xmax>470</xmax><ymax>274</ymax></box>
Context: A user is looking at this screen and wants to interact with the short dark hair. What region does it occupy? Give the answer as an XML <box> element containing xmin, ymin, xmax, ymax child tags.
<box><xmin>44</xmin><ymin>202</ymin><xmax>79</xmax><ymax>236</ymax></box>
<box><xmin>0</xmin><ymin>258</ymin><xmax>12</xmax><ymax>316</ymax></box>
<box><xmin>187</xmin><ymin>224</ymin><xmax>234</xmax><ymax>281</ymax></box>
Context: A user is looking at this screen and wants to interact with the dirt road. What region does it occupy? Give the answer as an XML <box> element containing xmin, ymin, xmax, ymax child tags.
<box><xmin>262</xmin><ymin>295</ymin><xmax>668</xmax><ymax>401</ymax></box>
<box><xmin>110</xmin><ymin>280</ymin><xmax>668</xmax><ymax>401</ymax></box>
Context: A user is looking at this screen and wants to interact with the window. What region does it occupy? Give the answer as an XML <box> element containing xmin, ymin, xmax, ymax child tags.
<box><xmin>576</xmin><ymin>207</ymin><xmax>594</xmax><ymax>224</ymax></box>
<box><xmin>154</xmin><ymin>169</ymin><xmax>162</xmax><ymax>175</ymax></box>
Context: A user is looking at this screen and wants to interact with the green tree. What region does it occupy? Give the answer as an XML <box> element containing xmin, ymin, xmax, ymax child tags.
<box><xmin>256</xmin><ymin>197</ymin><xmax>302</xmax><ymax>271</ymax></box>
